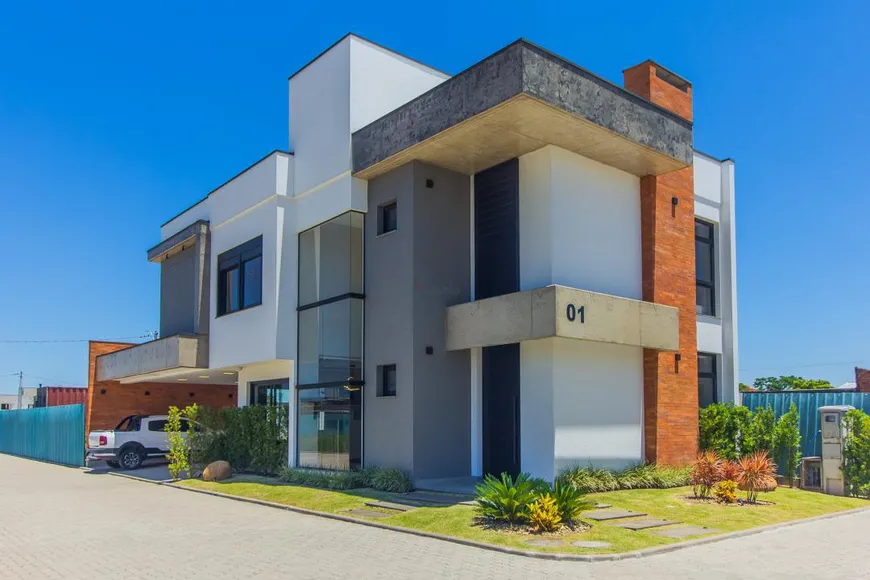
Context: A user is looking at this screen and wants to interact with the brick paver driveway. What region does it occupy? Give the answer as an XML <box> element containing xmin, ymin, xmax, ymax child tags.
<box><xmin>1</xmin><ymin>454</ymin><xmax>868</xmax><ymax>579</ymax></box>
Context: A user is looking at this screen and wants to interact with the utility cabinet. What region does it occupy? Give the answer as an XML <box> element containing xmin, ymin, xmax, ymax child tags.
<box><xmin>819</xmin><ymin>405</ymin><xmax>854</xmax><ymax>496</ymax></box>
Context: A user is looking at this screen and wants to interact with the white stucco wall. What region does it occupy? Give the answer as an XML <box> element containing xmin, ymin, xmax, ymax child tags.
<box><xmin>349</xmin><ymin>36</ymin><xmax>448</xmax><ymax>133</ymax></box>
<box><xmin>520</xmin><ymin>338</ymin><xmax>643</xmax><ymax>481</ymax></box>
<box><xmin>519</xmin><ymin>145</ymin><xmax>642</xmax><ymax>299</ymax></box>
<box><xmin>289</xmin><ymin>35</ymin><xmax>446</xmax><ymax>200</ymax></box>
<box><xmin>517</xmin><ymin>146</ymin><xmax>645</xmax><ymax>480</ymax></box>
<box><xmin>209</xmin><ymin>199</ymin><xmax>280</xmax><ymax>369</ymax></box>
<box><xmin>694</xmin><ymin>152</ymin><xmax>738</xmax><ymax>403</ymax></box>
<box><xmin>159</xmin><ymin>151</ymin><xmax>293</xmax><ymax>241</ymax></box>
<box><xmin>289</xmin><ymin>38</ymin><xmax>352</xmax><ymax>196</ymax></box>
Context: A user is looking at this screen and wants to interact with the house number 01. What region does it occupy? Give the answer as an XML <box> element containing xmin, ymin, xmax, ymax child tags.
<box><xmin>566</xmin><ymin>304</ymin><xmax>585</xmax><ymax>323</ymax></box>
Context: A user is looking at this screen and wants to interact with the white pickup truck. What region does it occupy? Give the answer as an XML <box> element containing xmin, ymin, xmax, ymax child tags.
<box><xmin>86</xmin><ymin>415</ymin><xmax>195</xmax><ymax>470</ymax></box>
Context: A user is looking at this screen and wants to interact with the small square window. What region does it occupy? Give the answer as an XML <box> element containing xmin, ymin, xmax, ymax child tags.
<box><xmin>378</xmin><ymin>364</ymin><xmax>397</xmax><ymax>397</ymax></box>
<box><xmin>379</xmin><ymin>202</ymin><xmax>397</xmax><ymax>235</ymax></box>
<box><xmin>0</xmin><ymin>403</ymin><xmax>9</xmax><ymax>410</ymax></box>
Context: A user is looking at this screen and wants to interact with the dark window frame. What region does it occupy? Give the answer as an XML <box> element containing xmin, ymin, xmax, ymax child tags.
<box><xmin>249</xmin><ymin>379</ymin><xmax>291</xmax><ymax>407</ymax></box>
<box><xmin>377</xmin><ymin>364</ymin><xmax>397</xmax><ymax>397</ymax></box>
<box><xmin>695</xmin><ymin>219</ymin><xmax>716</xmax><ymax>317</ymax></box>
<box><xmin>378</xmin><ymin>201</ymin><xmax>398</xmax><ymax>235</ymax></box>
<box><xmin>698</xmin><ymin>352</ymin><xmax>718</xmax><ymax>407</ymax></box>
<box><xmin>217</xmin><ymin>235</ymin><xmax>263</xmax><ymax>317</ymax></box>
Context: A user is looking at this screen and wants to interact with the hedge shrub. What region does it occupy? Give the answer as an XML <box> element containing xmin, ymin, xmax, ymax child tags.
<box><xmin>843</xmin><ymin>409</ymin><xmax>870</xmax><ymax>498</ymax></box>
<box><xmin>191</xmin><ymin>405</ymin><xmax>289</xmax><ymax>475</ymax></box>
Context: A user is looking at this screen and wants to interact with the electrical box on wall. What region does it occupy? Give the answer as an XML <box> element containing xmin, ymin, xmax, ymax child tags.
<box><xmin>819</xmin><ymin>405</ymin><xmax>854</xmax><ymax>496</ymax></box>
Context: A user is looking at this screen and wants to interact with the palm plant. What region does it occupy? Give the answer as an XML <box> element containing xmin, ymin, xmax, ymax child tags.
<box><xmin>551</xmin><ymin>479</ymin><xmax>594</xmax><ymax>523</ymax></box>
<box><xmin>475</xmin><ymin>472</ymin><xmax>543</xmax><ymax>523</ymax></box>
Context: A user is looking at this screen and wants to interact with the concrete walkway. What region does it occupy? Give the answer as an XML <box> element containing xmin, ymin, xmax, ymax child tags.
<box><xmin>1</xmin><ymin>453</ymin><xmax>868</xmax><ymax>579</ymax></box>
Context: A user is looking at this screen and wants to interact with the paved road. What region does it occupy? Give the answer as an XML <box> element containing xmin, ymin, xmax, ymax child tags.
<box><xmin>1</xmin><ymin>454</ymin><xmax>869</xmax><ymax>580</ymax></box>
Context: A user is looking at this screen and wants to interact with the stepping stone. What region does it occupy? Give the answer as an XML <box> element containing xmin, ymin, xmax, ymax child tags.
<box><xmin>525</xmin><ymin>538</ymin><xmax>565</xmax><ymax>548</ymax></box>
<box><xmin>571</xmin><ymin>540</ymin><xmax>613</xmax><ymax>549</ymax></box>
<box><xmin>344</xmin><ymin>509</ymin><xmax>392</xmax><ymax>519</ymax></box>
<box><xmin>613</xmin><ymin>518</ymin><xmax>676</xmax><ymax>530</ymax></box>
<box><xmin>655</xmin><ymin>525</ymin><xmax>719</xmax><ymax>538</ymax></box>
<box><xmin>584</xmin><ymin>509</ymin><xmax>647</xmax><ymax>521</ymax></box>
<box><xmin>594</xmin><ymin>503</ymin><xmax>613</xmax><ymax>509</ymax></box>
<box><xmin>403</xmin><ymin>491</ymin><xmax>474</xmax><ymax>504</ymax></box>
<box><xmin>365</xmin><ymin>500</ymin><xmax>415</xmax><ymax>512</ymax></box>
<box><xmin>458</xmin><ymin>500</ymin><xmax>476</xmax><ymax>506</ymax></box>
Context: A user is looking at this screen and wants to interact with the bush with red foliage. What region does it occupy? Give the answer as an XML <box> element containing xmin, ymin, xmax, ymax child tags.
<box><xmin>736</xmin><ymin>451</ymin><xmax>778</xmax><ymax>503</ymax></box>
<box><xmin>691</xmin><ymin>451</ymin><xmax>724</xmax><ymax>499</ymax></box>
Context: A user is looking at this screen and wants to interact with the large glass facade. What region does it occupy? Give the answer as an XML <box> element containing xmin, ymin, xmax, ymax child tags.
<box><xmin>298</xmin><ymin>299</ymin><xmax>363</xmax><ymax>385</ymax></box>
<box><xmin>296</xmin><ymin>211</ymin><xmax>364</xmax><ymax>470</ymax></box>
<box><xmin>297</xmin><ymin>386</ymin><xmax>362</xmax><ymax>470</ymax></box>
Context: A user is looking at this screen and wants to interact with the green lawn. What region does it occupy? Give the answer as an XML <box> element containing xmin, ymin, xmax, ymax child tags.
<box><xmin>177</xmin><ymin>479</ymin><xmax>867</xmax><ymax>554</ymax></box>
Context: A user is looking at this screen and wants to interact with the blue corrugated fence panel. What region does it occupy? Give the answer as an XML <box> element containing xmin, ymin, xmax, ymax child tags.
<box><xmin>0</xmin><ymin>404</ymin><xmax>85</xmax><ymax>467</ymax></box>
<box><xmin>743</xmin><ymin>392</ymin><xmax>870</xmax><ymax>459</ymax></box>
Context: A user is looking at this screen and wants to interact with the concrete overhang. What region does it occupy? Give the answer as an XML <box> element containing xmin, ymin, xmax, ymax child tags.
<box><xmin>446</xmin><ymin>285</ymin><xmax>679</xmax><ymax>352</ymax></box>
<box><xmin>352</xmin><ymin>41</ymin><xmax>693</xmax><ymax>180</ymax></box>
<box><xmin>96</xmin><ymin>334</ymin><xmax>209</xmax><ymax>383</ymax></box>
<box><xmin>148</xmin><ymin>220</ymin><xmax>209</xmax><ymax>263</ymax></box>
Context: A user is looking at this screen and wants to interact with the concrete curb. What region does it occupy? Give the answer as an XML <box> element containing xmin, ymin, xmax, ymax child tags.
<box><xmin>112</xmin><ymin>473</ymin><xmax>870</xmax><ymax>563</ymax></box>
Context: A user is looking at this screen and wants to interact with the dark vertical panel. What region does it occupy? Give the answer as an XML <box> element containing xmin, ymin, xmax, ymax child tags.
<box><xmin>482</xmin><ymin>344</ymin><xmax>521</xmax><ymax>477</ymax></box>
<box><xmin>474</xmin><ymin>158</ymin><xmax>519</xmax><ymax>300</ymax></box>
<box><xmin>475</xmin><ymin>158</ymin><xmax>521</xmax><ymax>477</ymax></box>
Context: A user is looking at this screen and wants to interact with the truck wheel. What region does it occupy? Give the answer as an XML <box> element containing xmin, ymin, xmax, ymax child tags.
<box><xmin>118</xmin><ymin>447</ymin><xmax>144</xmax><ymax>470</ymax></box>
<box><xmin>106</xmin><ymin>460</ymin><xmax>120</xmax><ymax>469</ymax></box>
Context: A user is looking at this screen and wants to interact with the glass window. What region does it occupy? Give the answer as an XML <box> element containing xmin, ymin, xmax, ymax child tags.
<box><xmin>148</xmin><ymin>420</ymin><xmax>168</xmax><ymax>432</ymax></box>
<box><xmin>298</xmin><ymin>212</ymin><xmax>364</xmax><ymax>306</ymax></box>
<box><xmin>217</xmin><ymin>236</ymin><xmax>263</xmax><ymax>316</ymax></box>
<box><xmin>114</xmin><ymin>416</ymin><xmax>141</xmax><ymax>432</ymax></box>
<box><xmin>698</xmin><ymin>352</ymin><xmax>717</xmax><ymax>408</ymax></box>
<box><xmin>379</xmin><ymin>202</ymin><xmax>397</xmax><ymax>235</ymax></box>
<box><xmin>695</xmin><ymin>219</ymin><xmax>716</xmax><ymax>316</ymax></box>
<box><xmin>297</xmin><ymin>386</ymin><xmax>362</xmax><ymax>470</ymax></box>
<box><xmin>242</xmin><ymin>256</ymin><xmax>262</xmax><ymax>308</ymax></box>
<box><xmin>250</xmin><ymin>380</ymin><xmax>290</xmax><ymax>407</ymax></box>
<box><xmin>222</xmin><ymin>267</ymin><xmax>240</xmax><ymax>314</ymax></box>
<box><xmin>378</xmin><ymin>364</ymin><xmax>397</xmax><ymax>397</ymax></box>
<box><xmin>298</xmin><ymin>298</ymin><xmax>363</xmax><ymax>386</ymax></box>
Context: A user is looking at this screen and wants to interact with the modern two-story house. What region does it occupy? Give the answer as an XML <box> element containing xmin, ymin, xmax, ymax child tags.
<box><xmin>93</xmin><ymin>34</ymin><xmax>738</xmax><ymax>483</ymax></box>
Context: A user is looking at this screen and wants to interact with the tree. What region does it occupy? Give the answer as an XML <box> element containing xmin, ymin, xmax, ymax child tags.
<box><xmin>773</xmin><ymin>403</ymin><xmax>802</xmax><ymax>484</ymax></box>
<box><xmin>753</xmin><ymin>375</ymin><xmax>833</xmax><ymax>391</ymax></box>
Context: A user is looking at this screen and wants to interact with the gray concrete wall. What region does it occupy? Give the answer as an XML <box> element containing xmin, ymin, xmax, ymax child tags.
<box><xmin>411</xmin><ymin>163</ymin><xmax>471</xmax><ymax>479</ymax></box>
<box><xmin>363</xmin><ymin>163</ymin><xmax>416</xmax><ymax>474</ymax></box>
<box><xmin>160</xmin><ymin>246</ymin><xmax>196</xmax><ymax>337</ymax></box>
<box><xmin>364</xmin><ymin>161</ymin><xmax>472</xmax><ymax>480</ymax></box>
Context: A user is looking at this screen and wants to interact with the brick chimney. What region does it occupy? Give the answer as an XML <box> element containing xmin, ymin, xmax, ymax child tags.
<box><xmin>623</xmin><ymin>60</ymin><xmax>693</xmax><ymax>122</ymax></box>
<box><xmin>624</xmin><ymin>60</ymin><xmax>697</xmax><ymax>466</ymax></box>
<box><xmin>856</xmin><ymin>367</ymin><xmax>870</xmax><ymax>393</ymax></box>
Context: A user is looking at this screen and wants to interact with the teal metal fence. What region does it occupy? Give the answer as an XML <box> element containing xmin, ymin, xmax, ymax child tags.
<box><xmin>742</xmin><ymin>391</ymin><xmax>870</xmax><ymax>459</ymax></box>
<box><xmin>0</xmin><ymin>404</ymin><xmax>85</xmax><ymax>467</ymax></box>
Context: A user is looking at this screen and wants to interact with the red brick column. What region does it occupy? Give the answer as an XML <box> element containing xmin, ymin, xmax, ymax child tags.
<box><xmin>856</xmin><ymin>368</ymin><xmax>870</xmax><ymax>393</ymax></box>
<box><xmin>625</xmin><ymin>61</ymin><xmax>698</xmax><ymax>466</ymax></box>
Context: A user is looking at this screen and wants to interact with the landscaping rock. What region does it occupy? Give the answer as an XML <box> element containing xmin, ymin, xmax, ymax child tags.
<box><xmin>571</xmin><ymin>540</ymin><xmax>612</xmax><ymax>549</ymax></box>
<box><xmin>202</xmin><ymin>461</ymin><xmax>232</xmax><ymax>482</ymax></box>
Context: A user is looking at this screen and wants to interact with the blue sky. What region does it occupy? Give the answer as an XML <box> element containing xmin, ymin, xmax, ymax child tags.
<box><xmin>1</xmin><ymin>0</ymin><xmax>868</xmax><ymax>392</ymax></box>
